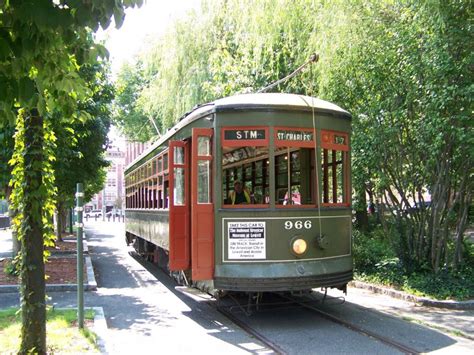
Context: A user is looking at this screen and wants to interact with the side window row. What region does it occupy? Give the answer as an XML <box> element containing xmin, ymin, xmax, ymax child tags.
<box><xmin>125</xmin><ymin>151</ymin><xmax>170</xmax><ymax>209</ymax></box>
<box><xmin>221</xmin><ymin>127</ymin><xmax>349</xmax><ymax>207</ymax></box>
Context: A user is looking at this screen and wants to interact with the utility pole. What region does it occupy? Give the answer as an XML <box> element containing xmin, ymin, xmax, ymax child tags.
<box><xmin>75</xmin><ymin>183</ymin><xmax>84</xmax><ymax>329</ymax></box>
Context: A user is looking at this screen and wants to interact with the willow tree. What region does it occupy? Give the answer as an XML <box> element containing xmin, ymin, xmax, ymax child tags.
<box><xmin>113</xmin><ymin>0</ymin><xmax>320</xmax><ymax>139</ymax></box>
<box><xmin>0</xmin><ymin>1</ymin><xmax>142</xmax><ymax>353</ymax></box>
<box><xmin>319</xmin><ymin>0</ymin><xmax>473</xmax><ymax>272</ymax></box>
<box><xmin>113</xmin><ymin>0</ymin><xmax>472</xmax><ymax>274</ymax></box>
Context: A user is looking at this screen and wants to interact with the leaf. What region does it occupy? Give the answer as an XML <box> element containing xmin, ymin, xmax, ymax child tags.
<box><xmin>0</xmin><ymin>37</ymin><xmax>12</xmax><ymax>61</ymax></box>
<box><xmin>18</xmin><ymin>77</ymin><xmax>37</xmax><ymax>105</ymax></box>
<box><xmin>113</xmin><ymin>7</ymin><xmax>125</xmax><ymax>29</ymax></box>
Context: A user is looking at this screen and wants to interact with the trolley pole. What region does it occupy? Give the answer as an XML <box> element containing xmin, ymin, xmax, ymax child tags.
<box><xmin>75</xmin><ymin>183</ymin><xmax>84</xmax><ymax>329</ymax></box>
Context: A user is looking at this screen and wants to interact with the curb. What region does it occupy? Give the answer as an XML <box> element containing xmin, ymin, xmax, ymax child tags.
<box><xmin>91</xmin><ymin>307</ymin><xmax>111</xmax><ymax>354</ymax></box>
<box><xmin>350</xmin><ymin>280</ymin><xmax>474</xmax><ymax>310</ymax></box>
<box><xmin>0</xmin><ymin>254</ymin><xmax>97</xmax><ymax>294</ymax></box>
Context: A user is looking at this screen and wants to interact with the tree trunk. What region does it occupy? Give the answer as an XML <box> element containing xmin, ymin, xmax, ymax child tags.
<box><xmin>20</xmin><ymin>109</ymin><xmax>46</xmax><ymax>354</ymax></box>
<box><xmin>68</xmin><ymin>207</ymin><xmax>74</xmax><ymax>234</ymax></box>
<box><xmin>56</xmin><ymin>201</ymin><xmax>65</xmax><ymax>242</ymax></box>
<box><xmin>454</xmin><ymin>190</ymin><xmax>471</xmax><ymax>269</ymax></box>
<box><xmin>354</xmin><ymin>183</ymin><xmax>369</xmax><ymax>231</ymax></box>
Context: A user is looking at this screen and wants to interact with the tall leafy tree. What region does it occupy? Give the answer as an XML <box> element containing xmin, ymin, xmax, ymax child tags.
<box><xmin>53</xmin><ymin>61</ymin><xmax>113</xmax><ymax>238</ymax></box>
<box><xmin>318</xmin><ymin>0</ymin><xmax>473</xmax><ymax>271</ymax></box>
<box><xmin>113</xmin><ymin>60</ymin><xmax>153</xmax><ymax>141</ymax></box>
<box><xmin>0</xmin><ymin>1</ymin><xmax>142</xmax><ymax>352</ymax></box>
<box><xmin>114</xmin><ymin>0</ymin><xmax>472</xmax><ymax>273</ymax></box>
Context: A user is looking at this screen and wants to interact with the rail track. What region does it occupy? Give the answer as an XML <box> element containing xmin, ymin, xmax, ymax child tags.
<box><xmin>132</xmin><ymin>252</ymin><xmax>420</xmax><ymax>354</ymax></box>
<box><xmin>282</xmin><ymin>293</ymin><xmax>419</xmax><ymax>354</ymax></box>
<box><xmin>213</xmin><ymin>292</ymin><xmax>420</xmax><ymax>355</ymax></box>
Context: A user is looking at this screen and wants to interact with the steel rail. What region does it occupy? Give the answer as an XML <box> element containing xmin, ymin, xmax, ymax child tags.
<box><xmin>214</xmin><ymin>304</ymin><xmax>287</xmax><ymax>355</ymax></box>
<box><xmin>284</xmin><ymin>295</ymin><xmax>420</xmax><ymax>355</ymax></box>
<box><xmin>131</xmin><ymin>250</ymin><xmax>417</xmax><ymax>354</ymax></box>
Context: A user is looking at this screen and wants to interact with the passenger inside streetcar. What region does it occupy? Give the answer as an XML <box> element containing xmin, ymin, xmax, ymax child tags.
<box><xmin>227</xmin><ymin>180</ymin><xmax>252</xmax><ymax>205</ymax></box>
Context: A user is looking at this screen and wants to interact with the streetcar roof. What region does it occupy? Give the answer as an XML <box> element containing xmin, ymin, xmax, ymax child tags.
<box><xmin>212</xmin><ymin>93</ymin><xmax>350</xmax><ymax>116</ymax></box>
<box><xmin>126</xmin><ymin>93</ymin><xmax>350</xmax><ymax>171</ymax></box>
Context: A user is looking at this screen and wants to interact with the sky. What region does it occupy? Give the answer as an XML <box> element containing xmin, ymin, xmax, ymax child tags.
<box><xmin>97</xmin><ymin>0</ymin><xmax>201</xmax><ymax>76</ymax></box>
<box><xmin>97</xmin><ymin>0</ymin><xmax>201</xmax><ymax>147</ymax></box>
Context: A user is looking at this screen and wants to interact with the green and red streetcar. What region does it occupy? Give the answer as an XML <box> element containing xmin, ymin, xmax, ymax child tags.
<box><xmin>124</xmin><ymin>93</ymin><xmax>352</xmax><ymax>294</ymax></box>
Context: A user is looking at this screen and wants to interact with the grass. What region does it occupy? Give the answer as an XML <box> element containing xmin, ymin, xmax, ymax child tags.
<box><xmin>0</xmin><ymin>307</ymin><xmax>99</xmax><ymax>354</ymax></box>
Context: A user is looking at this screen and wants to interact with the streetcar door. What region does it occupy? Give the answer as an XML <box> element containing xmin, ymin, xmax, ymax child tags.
<box><xmin>169</xmin><ymin>140</ymin><xmax>190</xmax><ymax>270</ymax></box>
<box><xmin>191</xmin><ymin>128</ymin><xmax>214</xmax><ymax>280</ymax></box>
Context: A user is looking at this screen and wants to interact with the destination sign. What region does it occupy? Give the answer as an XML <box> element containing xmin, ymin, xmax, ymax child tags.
<box><xmin>224</xmin><ymin>129</ymin><xmax>266</xmax><ymax>141</ymax></box>
<box><xmin>277</xmin><ymin>130</ymin><xmax>314</xmax><ymax>142</ymax></box>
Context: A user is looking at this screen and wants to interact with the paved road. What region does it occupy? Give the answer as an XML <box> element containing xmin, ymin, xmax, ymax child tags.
<box><xmin>0</xmin><ymin>223</ymin><xmax>271</xmax><ymax>354</ymax></box>
<box><xmin>0</xmin><ymin>223</ymin><xmax>472</xmax><ymax>354</ymax></box>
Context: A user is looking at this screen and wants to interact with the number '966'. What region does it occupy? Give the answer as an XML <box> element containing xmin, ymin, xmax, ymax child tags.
<box><xmin>284</xmin><ymin>220</ymin><xmax>312</xmax><ymax>230</ymax></box>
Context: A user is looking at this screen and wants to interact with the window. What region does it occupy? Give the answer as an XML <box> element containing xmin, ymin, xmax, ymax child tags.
<box><xmin>274</xmin><ymin>148</ymin><xmax>315</xmax><ymax>205</ymax></box>
<box><xmin>221</xmin><ymin>127</ymin><xmax>269</xmax><ymax>206</ymax></box>
<box><xmin>173</xmin><ymin>146</ymin><xmax>185</xmax><ymax>206</ymax></box>
<box><xmin>274</xmin><ymin>128</ymin><xmax>316</xmax><ymax>207</ymax></box>
<box><xmin>156</xmin><ymin>151</ymin><xmax>169</xmax><ymax>209</ymax></box>
<box><xmin>197</xmin><ymin>136</ymin><xmax>211</xmax><ymax>203</ymax></box>
<box><xmin>320</xmin><ymin>130</ymin><xmax>349</xmax><ymax>206</ymax></box>
<box><xmin>124</xmin><ymin>150</ymin><xmax>171</xmax><ymax>210</ymax></box>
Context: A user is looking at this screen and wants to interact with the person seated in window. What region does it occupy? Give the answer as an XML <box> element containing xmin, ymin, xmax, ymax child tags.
<box><xmin>228</xmin><ymin>180</ymin><xmax>251</xmax><ymax>205</ymax></box>
<box><xmin>283</xmin><ymin>189</ymin><xmax>301</xmax><ymax>205</ymax></box>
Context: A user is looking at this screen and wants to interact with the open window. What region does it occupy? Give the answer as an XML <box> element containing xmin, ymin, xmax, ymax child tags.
<box><xmin>157</xmin><ymin>151</ymin><xmax>169</xmax><ymax>209</ymax></box>
<box><xmin>221</xmin><ymin>127</ymin><xmax>269</xmax><ymax>207</ymax></box>
<box><xmin>320</xmin><ymin>130</ymin><xmax>350</xmax><ymax>206</ymax></box>
<box><xmin>274</xmin><ymin>127</ymin><xmax>316</xmax><ymax>207</ymax></box>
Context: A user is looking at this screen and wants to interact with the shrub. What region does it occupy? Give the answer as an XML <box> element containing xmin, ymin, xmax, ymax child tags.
<box><xmin>352</xmin><ymin>229</ymin><xmax>397</xmax><ymax>272</ymax></box>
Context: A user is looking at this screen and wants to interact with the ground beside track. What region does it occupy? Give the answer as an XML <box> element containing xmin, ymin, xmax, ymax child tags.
<box><xmin>0</xmin><ymin>222</ymin><xmax>472</xmax><ymax>354</ymax></box>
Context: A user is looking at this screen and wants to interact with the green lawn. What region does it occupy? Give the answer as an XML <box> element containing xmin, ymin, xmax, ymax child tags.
<box><xmin>0</xmin><ymin>307</ymin><xmax>99</xmax><ymax>354</ymax></box>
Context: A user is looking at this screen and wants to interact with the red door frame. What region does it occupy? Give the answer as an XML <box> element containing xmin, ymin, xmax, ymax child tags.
<box><xmin>191</xmin><ymin>128</ymin><xmax>214</xmax><ymax>280</ymax></box>
<box><xmin>169</xmin><ymin>140</ymin><xmax>190</xmax><ymax>270</ymax></box>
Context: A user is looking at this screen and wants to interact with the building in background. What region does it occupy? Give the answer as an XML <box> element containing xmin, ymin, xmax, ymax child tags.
<box><xmin>86</xmin><ymin>136</ymin><xmax>126</xmax><ymax>213</ymax></box>
<box><xmin>86</xmin><ymin>138</ymin><xmax>149</xmax><ymax>213</ymax></box>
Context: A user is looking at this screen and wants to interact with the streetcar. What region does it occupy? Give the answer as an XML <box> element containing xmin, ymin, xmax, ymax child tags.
<box><xmin>124</xmin><ymin>93</ymin><xmax>352</xmax><ymax>294</ymax></box>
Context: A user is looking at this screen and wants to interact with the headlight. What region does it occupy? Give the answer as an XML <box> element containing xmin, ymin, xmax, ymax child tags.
<box><xmin>292</xmin><ymin>238</ymin><xmax>307</xmax><ymax>255</ymax></box>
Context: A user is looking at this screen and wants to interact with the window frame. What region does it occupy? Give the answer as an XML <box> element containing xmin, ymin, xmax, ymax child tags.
<box><xmin>274</xmin><ymin>127</ymin><xmax>317</xmax><ymax>209</ymax></box>
<box><xmin>124</xmin><ymin>148</ymin><xmax>170</xmax><ymax>210</ymax></box>
<box><xmin>320</xmin><ymin>129</ymin><xmax>350</xmax><ymax>207</ymax></box>
<box><xmin>221</xmin><ymin>126</ymin><xmax>270</xmax><ymax>209</ymax></box>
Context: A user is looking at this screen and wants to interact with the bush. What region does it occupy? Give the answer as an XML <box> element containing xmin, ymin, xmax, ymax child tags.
<box><xmin>352</xmin><ymin>229</ymin><xmax>397</xmax><ymax>272</ymax></box>
<box><xmin>352</xmin><ymin>228</ymin><xmax>474</xmax><ymax>300</ymax></box>
<box><xmin>402</xmin><ymin>265</ymin><xmax>474</xmax><ymax>300</ymax></box>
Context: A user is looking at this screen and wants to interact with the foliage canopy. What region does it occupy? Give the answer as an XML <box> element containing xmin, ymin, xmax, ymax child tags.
<box><xmin>114</xmin><ymin>0</ymin><xmax>472</xmax><ymax>275</ymax></box>
<box><xmin>0</xmin><ymin>0</ymin><xmax>142</xmax><ymax>352</ymax></box>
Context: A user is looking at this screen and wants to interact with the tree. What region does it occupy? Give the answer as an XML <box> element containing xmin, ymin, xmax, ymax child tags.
<box><xmin>112</xmin><ymin>60</ymin><xmax>156</xmax><ymax>142</ymax></box>
<box><xmin>0</xmin><ymin>1</ymin><xmax>142</xmax><ymax>352</ymax></box>
<box><xmin>0</xmin><ymin>119</ymin><xmax>20</xmax><ymax>256</ymax></box>
<box><xmin>113</xmin><ymin>0</ymin><xmax>319</xmax><ymax>139</ymax></box>
<box><xmin>113</xmin><ymin>0</ymin><xmax>472</xmax><ymax>274</ymax></box>
<box><xmin>53</xmin><ymin>60</ymin><xmax>113</xmax><ymax>239</ymax></box>
<box><xmin>318</xmin><ymin>0</ymin><xmax>473</xmax><ymax>271</ymax></box>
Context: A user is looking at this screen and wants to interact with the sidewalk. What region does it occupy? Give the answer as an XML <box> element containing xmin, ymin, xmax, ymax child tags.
<box><xmin>0</xmin><ymin>223</ymin><xmax>473</xmax><ymax>352</ymax></box>
<box><xmin>0</xmin><ymin>224</ymin><xmax>272</xmax><ymax>354</ymax></box>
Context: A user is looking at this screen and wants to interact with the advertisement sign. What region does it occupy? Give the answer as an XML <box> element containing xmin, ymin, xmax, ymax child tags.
<box><xmin>228</xmin><ymin>221</ymin><xmax>266</xmax><ymax>259</ymax></box>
